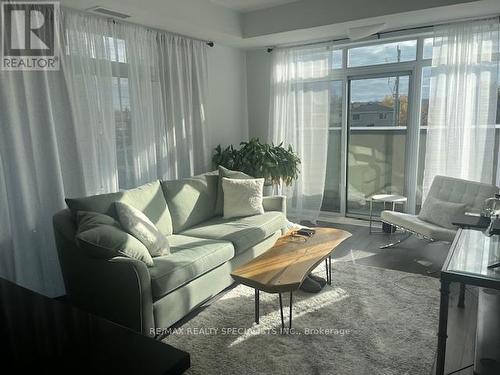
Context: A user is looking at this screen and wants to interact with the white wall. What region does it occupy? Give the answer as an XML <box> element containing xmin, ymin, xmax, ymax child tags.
<box><xmin>246</xmin><ymin>50</ymin><xmax>272</xmax><ymax>141</ymax></box>
<box><xmin>207</xmin><ymin>45</ymin><xmax>249</xmax><ymax>157</ymax></box>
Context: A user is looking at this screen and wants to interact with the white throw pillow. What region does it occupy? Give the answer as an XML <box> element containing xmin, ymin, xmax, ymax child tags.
<box><xmin>418</xmin><ymin>196</ymin><xmax>466</xmax><ymax>229</ymax></box>
<box><xmin>115</xmin><ymin>201</ymin><xmax>170</xmax><ymax>257</ymax></box>
<box><xmin>222</xmin><ymin>177</ymin><xmax>264</xmax><ymax>219</ymax></box>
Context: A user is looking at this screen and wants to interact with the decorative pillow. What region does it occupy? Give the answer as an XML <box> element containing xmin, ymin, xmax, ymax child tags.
<box><xmin>215</xmin><ymin>166</ymin><xmax>252</xmax><ymax>216</ymax></box>
<box><xmin>66</xmin><ymin>180</ymin><xmax>173</xmax><ymax>236</ymax></box>
<box><xmin>76</xmin><ymin>211</ymin><xmax>120</xmax><ymax>234</ymax></box>
<box><xmin>418</xmin><ymin>196</ymin><xmax>466</xmax><ymax>229</ymax></box>
<box><xmin>222</xmin><ymin>177</ymin><xmax>264</xmax><ymax>219</ymax></box>
<box><xmin>75</xmin><ymin>212</ymin><xmax>153</xmax><ymax>266</ymax></box>
<box><xmin>115</xmin><ymin>201</ymin><xmax>170</xmax><ymax>257</ymax></box>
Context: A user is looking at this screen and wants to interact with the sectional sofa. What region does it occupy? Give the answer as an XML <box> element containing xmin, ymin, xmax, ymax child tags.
<box><xmin>53</xmin><ymin>171</ymin><xmax>286</xmax><ymax>336</ymax></box>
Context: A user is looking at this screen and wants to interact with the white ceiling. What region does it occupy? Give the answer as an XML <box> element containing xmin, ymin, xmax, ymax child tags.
<box><xmin>209</xmin><ymin>0</ymin><xmax>300</xmax><ymax>13</ymax></box>
<box><xmin>58</xmin><ymin>0</ymin><xmax>500</xmax><ymax>49</ymax></box>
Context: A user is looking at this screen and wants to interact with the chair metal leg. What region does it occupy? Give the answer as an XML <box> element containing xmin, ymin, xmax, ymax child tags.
<box><xmin>379</xmin><ymin>232</ymin><xmax>412</xmax><ymax>249</ymax></box>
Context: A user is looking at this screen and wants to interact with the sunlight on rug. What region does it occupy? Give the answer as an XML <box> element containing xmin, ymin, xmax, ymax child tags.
<box><xmin>163</xmin><ymin>262</ymin><xmax>440</xmax><ymax>375</ymax></box>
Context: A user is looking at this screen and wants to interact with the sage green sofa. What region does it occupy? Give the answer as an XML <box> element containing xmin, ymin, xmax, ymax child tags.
<box><xmin>53</xmin><ymin>171</ymin><xmax>286</xmax><ymax>336</ymax></box>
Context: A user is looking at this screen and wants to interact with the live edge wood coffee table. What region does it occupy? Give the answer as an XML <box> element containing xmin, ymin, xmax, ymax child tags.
<box><xmin>231</xmin><ymin>227</ymin><xmax>351</xmax><ymax>330</ymax></box>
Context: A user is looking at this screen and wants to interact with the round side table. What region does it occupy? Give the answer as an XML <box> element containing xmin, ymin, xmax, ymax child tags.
<box><xmin>368</xmin><ymin>194</ymin><xmax>407</xmax><ymax>233</ymax></box>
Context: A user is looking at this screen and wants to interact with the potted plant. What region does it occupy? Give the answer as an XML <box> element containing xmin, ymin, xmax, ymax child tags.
<box><xmin>212</xmin><ymin>138</ymin><xmax>301</xmax><ymax>195</ymax></box>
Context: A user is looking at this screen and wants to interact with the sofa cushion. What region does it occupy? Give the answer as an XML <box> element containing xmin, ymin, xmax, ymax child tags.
<box><xmin>161</xmin><ymin>173</ymin><xmax>218</xmax><ymax>233</ymax></box>
<box><xmin>180</xmin><ymin>211</ymin><xmax>285</xmax><ymax>254</ymax></box>
<box><xmin>66</xmin><ymin>181</ymin><xmax>173</xmax><ymax>236</ymax></box>
<box><xmin>381</xmin><ymin>210</ymin><xmax>456</xmax><ymax>242</ymax></box>
<box><xmin>215</xmin><ymin>166</ymin><xmax>252</xmax><ymax>215</ymax></box>
<box><xmin>149</xmin><ymin>235</ymin><xmax>234</xmax><ymax>299</ymax></box>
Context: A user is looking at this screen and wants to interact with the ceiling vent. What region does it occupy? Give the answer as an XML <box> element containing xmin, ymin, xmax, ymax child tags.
<box><xmin>86</xmin><ymin>6</ymin><xmax>131</xmax><ymax>19</ymax></box>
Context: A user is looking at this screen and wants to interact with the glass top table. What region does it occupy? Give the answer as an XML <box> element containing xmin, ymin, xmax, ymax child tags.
<box><xmin>444</xmin><ymin>229</ymin><xmax>500</xmax><ymax>284</ymax></box>
<box><xmin>436</xmin><ymin>229</ymin><xmax>500</xmax><ymax>375</ymax></box>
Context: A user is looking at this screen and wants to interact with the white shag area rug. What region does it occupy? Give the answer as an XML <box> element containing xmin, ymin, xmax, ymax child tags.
<box><xmin>163</xmin><ymin>262</ymin><xmax>440</xmax><ymax>375</ymax></box>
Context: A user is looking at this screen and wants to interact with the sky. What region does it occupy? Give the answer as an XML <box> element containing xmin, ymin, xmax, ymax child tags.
<box><xmin>351</xmin><ymin>76</ymin><xmax>410</xmax><ymax>103</ymax></box>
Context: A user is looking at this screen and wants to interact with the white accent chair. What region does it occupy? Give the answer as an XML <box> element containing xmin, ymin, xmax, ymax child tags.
<box><xmin>380</xmin><ymin>175</ymin><xmax>499</xmax><ymax>248</ymax></box>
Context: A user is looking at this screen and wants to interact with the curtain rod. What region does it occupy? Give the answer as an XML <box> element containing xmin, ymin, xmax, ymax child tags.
<box><xmin>266</xmin><ymin>14</ymin><xmax>500</xmax><ymax>52</ymax></box>
<box><xmin>62</xmin><ymin>6</ymin><xmax>215</xmax><ymax>47</ymax></box>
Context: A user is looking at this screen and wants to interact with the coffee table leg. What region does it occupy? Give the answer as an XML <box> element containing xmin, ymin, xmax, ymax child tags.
<box><xmin>255</xmin><ymin>289</ymin><xmax>260</xmax><ymax>324</ymax></box>
<box><xmin>325</xmin><ymin>259</ymin><xmax>329</xmax><ymax>283</ymax></box>
<box><xmin>328</xmin><ymin>255</ymin><xmax>332</xmax><ymax>285</ymax></box>
<box><xmin>289</xmin><ymin>291</ymin><xmax>293</xmax><ymax>329</ymax></box>
<box><xmin>279</xmin><ymin>293</ymin><xmax>284</xmax><ymax>330</ymax></box>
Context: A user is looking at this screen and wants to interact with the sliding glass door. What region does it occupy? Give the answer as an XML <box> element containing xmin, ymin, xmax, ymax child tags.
<box><xmin>346</xmin><ymin>73</ymin><xmax>411</xmax><ymax>216</ymax></box>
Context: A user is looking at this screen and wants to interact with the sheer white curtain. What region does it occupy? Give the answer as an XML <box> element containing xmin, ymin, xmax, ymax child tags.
<box><xmin>423</xmin><ymin>19</ymin><xmax>499</xmax><ymax>197</ymax></box>
<box><xmin>157</xmin><ymin>34</ymin><xmax>209</xmax><ymax>179</ymax></box>
<box><xmin>0</xmin><ymin>69</ymin><xmax>72</xmax><ymax>296</ymax></box>
<box><xmin>62</xmin><ymin>12</ymin><xmax>120</xmax><ymax>194</ymax></box>
<box><xmin>0</xmin><ymin>8</ymin><xmax>209</xmax><ymax>296</ymax></box>
<box><xmin>62</xmin><ymin>11</ymin><xmax>209</xmax><ymax>189</ymax></box>
<box><xmin>269</xmin><ymin>46</ymin><xmax>330</xmax><ymax>223</ymax></box>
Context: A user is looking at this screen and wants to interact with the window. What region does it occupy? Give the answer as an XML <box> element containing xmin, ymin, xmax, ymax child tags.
<box><xmin>279</xmin><ymin>35</ymin><xmax>476</xmax><ymax>216</ymax></box>
<box><xmin>350</xmin><ymin>75</ymin><xmax>409</xmax><ymax>128</ymax></box>
<box><xmin>420</xmin><ymin>66</ymin><xmax>431</xmax><ymax>126</ymax></box>
<box><xmin>347</xmin><ymin>40</ymin><xmax>417</xmax><ymax>67</ymax></box>
<box><xmin>112</xmin><ymin>77</ymin><xmax>133</xmax><ymax>188</ymax></box>
<box><xmin>292</xmin><ymin>47</ymin><xmax>342</xmax><ymax>79</ymax></box>
<box><xmin>106</xmin><ymin>37</ymin><xmax>127</xmax><ymax>63</ymax></box>
<box><xmin>423</xmin><ymin>38</ymin><xmax>433</xmax><ymax>60</ymax></box>
<box><xmin>347</xmin><ymin>74</ymin><xmax>410</xmax><ymax>215</ymax></box>
<box><xmin>330</xmin><ymin>49</ymin><xmax>343</xmax><ymax>69</ymax></box>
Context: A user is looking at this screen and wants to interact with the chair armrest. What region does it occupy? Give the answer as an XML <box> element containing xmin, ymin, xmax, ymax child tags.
<box><xmin>263</xmin><ymin>195</ymin><xmax>286</xmax><ymax>216</ymax></box>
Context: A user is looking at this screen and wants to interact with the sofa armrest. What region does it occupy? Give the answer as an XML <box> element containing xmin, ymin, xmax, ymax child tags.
<box><xmin>105</xmin><ymin>257</ymin><xmax>154</xmax><ymax>335</ymax></box>
<box><xmin>70</xmin><ymin>255</ymin><xmax>154</xmax><ymax>336</ymax></box>
<box><xmin>54</xmin><ymin>208</ymin><xmax>155</xmax><ymax>336</ymax></box>
<box><xmin>263</xmin><ymin>195</ymin><xmax>287</xmax><ymax>234</ymax></box>
<box><xmin>263</xmin><ymin>195</ymin><xmax>286</xmax><ymax>216</ymax></box>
